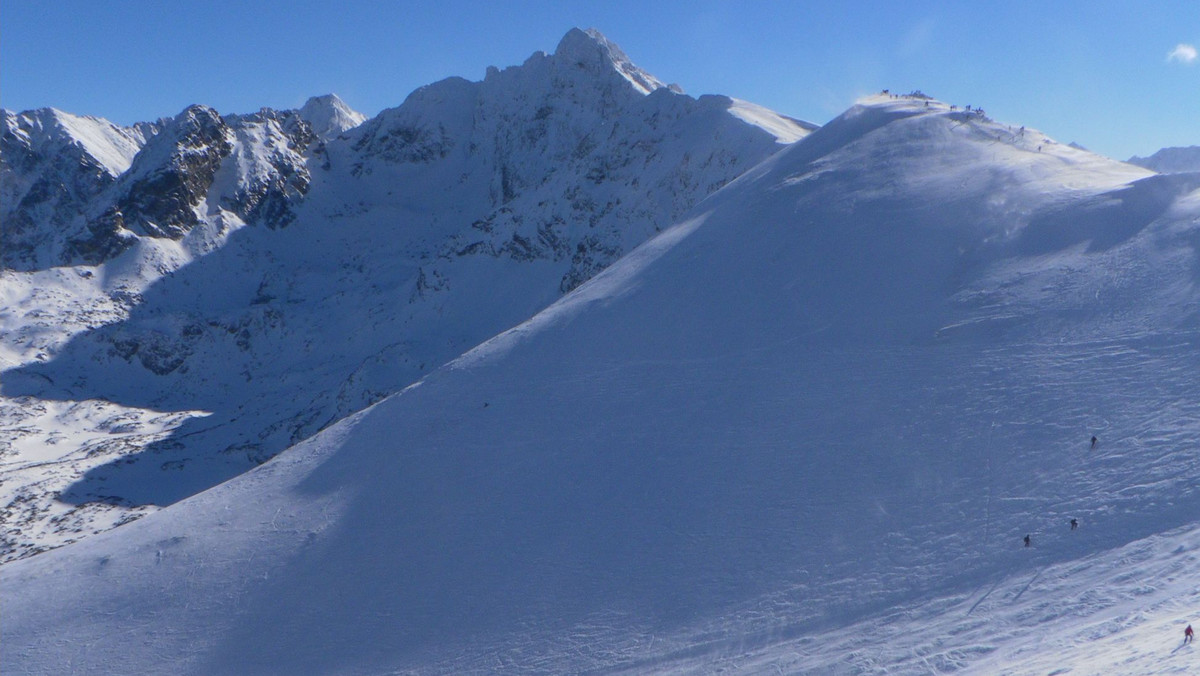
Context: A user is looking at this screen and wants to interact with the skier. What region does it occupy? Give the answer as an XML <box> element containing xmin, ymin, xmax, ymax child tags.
<box><xmin>1024</xmin><ymin>534</ymin><xmax>1031</xmax><ymax>548</ymax></box>
<box><xmin>1070</xmin><ymin>518</ymin><xmax>1078</xmax><ymax>531</ymax></box>
<box><xmin>1091</xmin><ymin>435</ymin><xmax>1098</xmax><ymax>449</ymax></box>
<box><xmin>1186</xmin><ymin>624</ymin><xmax>1194</xmax><ymax>644</ymax></box>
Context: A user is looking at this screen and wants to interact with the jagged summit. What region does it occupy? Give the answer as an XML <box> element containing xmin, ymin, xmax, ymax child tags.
<box><xmin>480</xmin><ymin>28</ymin><xmax>681</xmax><ymax>98</ymax></box>
<box><xmin>552</xmin><ymin>27</ymin><xmax>676</xmax><ymax>95</ymax></box>
<box><xmin>296</xmin><ymin>93</ymin><xmax>365</xmax><ymax>140</ymax></box>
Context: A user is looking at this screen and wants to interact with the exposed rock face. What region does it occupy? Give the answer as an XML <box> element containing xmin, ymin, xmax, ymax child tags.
<box><xmin>108</xmin><ymin>105</ymin><xmax>233</xmax><ymax>239</ymax></box>
<box><xmin>221</xmin><ymin>108</ymin><xmax>318</xmax><ymax>229</ymax></box>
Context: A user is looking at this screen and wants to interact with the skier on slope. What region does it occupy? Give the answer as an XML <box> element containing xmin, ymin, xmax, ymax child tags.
<box><xmin>1091</xmin><ymin>436</ymin><xmax>1098</xmax><ymax>449</ymax></box>
<box><xmin>1186</xmin><ymin>625</ymin><xmax>1194</xmax><ymax>644</ymax></box>
<box><xmin>1023</xmin><ymin>534</ymin><xmax>1031</xmax><ymax>547</ymax></box>
<box><xmin>1070</xmin><ymin>518</ymin><xmax>1078</xmax><ymax>531</ymax></box>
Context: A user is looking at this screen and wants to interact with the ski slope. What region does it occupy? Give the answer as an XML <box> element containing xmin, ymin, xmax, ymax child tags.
<box><xmin>6</xmin><ymin>95</ymin><xmax>1200</xmax><ymax>675</ymax></box>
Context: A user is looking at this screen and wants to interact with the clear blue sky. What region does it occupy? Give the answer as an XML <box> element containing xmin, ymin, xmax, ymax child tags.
<box><xmin>2</xmin><ymin>1</ymin><xmax>1195</xmax><ymax>160</ymax></box>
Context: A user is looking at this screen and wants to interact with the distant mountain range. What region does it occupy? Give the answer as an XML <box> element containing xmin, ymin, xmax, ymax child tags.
<box><xmin>1128</xmin><ymin>145</ymin><xmax>1200</xmax><ymax>174</ymax></box>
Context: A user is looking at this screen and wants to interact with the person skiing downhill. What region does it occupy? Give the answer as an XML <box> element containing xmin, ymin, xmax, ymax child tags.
<box><xmin>1023</xmin><ymin>534</ymin><xmax>1031</xmax><ymax>547</ymax></box>
<box><xmin>1091</xmin><ymin>436</ymin><xmax>1098</xmax><ymax>449</ymax></box>
<box><xmin>1070</xmin><ymin>518</ymin><xmax>1078</xmax><ymax>530</ymax></box>
<box><xmin>1186</xmin><ymin>624</ymin><xmax>1194</xmax><ymax>644</ymax></box>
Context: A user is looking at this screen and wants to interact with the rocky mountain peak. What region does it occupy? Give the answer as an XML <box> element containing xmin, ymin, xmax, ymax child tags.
<box><xmin>552</xmin><ymin>27</ymin><xmax>672</xmax><ymax>95</ymax></box>
<box><xmin>1</xmin><ymin>107</ymin><xmax>150</xmax><ymax>269</ymax></box>
<box><xmin>80</xmin><ymin>104</ymin><xmax>234</xmax><ymax>251</ymax></box>
<box><xmin>175</xmin><ymin>104</ymin><xmax>225</xmax><ymax>134</ymax></box>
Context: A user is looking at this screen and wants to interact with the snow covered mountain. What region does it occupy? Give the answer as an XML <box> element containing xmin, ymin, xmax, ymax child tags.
<box><xmin>1</xmin><ymin>108</ymin><xmax>153</xmax><ymax>269</ymax></box>
<box><xmin>1129</xmin><ymin>145</ymin><xmax>1200</xmax><ymax>174</ymax></box>
<box><xmin>1</xmin><ymin>95</ymin><xmax>356</xmax><ymax>270</ymax></box>
<box><xmin>297</xmin><ymin>93</ymin><xmax>367</xmax><ymax>140</ymax></box>
<box><xmin>7</xmin><ymin>92</ymin><xmax>1200</xmax><ymax>675</ymax></box>
<box><xmin>0</xmin><ymin>28</ymin><xmax>813</xmax><ymax>561</ymax></box>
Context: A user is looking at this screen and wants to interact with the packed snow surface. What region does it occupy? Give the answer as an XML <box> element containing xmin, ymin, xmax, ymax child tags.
<box><xmin>6</xmin><ymin>94</ymin><xmax>1200</xmax><ymax>674</ymax></box>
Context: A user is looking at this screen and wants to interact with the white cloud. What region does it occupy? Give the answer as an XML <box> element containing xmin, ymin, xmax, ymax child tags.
<box><xmin>1167</xmin><ymin>43</ymin><xmax>1198</xmax><ymax>64</ymax></box>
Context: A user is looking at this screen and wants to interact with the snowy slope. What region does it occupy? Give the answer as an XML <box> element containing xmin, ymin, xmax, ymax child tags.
<box><xmin>7</xmin><ymin>94</ymin><xmax>1200</xmax><ymax>675</ymax></box>
<box><xmin>0</xmin><ymin>29</ymin><xmax>812</xmax><ymax>561</ymax></box>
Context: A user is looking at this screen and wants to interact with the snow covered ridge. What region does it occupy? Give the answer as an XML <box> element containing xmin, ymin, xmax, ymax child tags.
<box><xmin>0</xmin><ymin>29</ymin><xmax>815</xmax><ymax>563</ymax></box>
<box><xmin>727</xmin><ymin>98</ymin><xmax>818</xmax><ymax>143</ymax></box>
<box><xmin>7</xmin><ymin>86</ymin><xmax>1200</xmax><ymax>674</ymax></box>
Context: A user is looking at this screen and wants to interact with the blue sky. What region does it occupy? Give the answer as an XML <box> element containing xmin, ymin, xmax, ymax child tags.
<box><xmin>2</xmin><ymin>1</ymin><xmax>1195</xmax><ymax>159</ymax></box>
